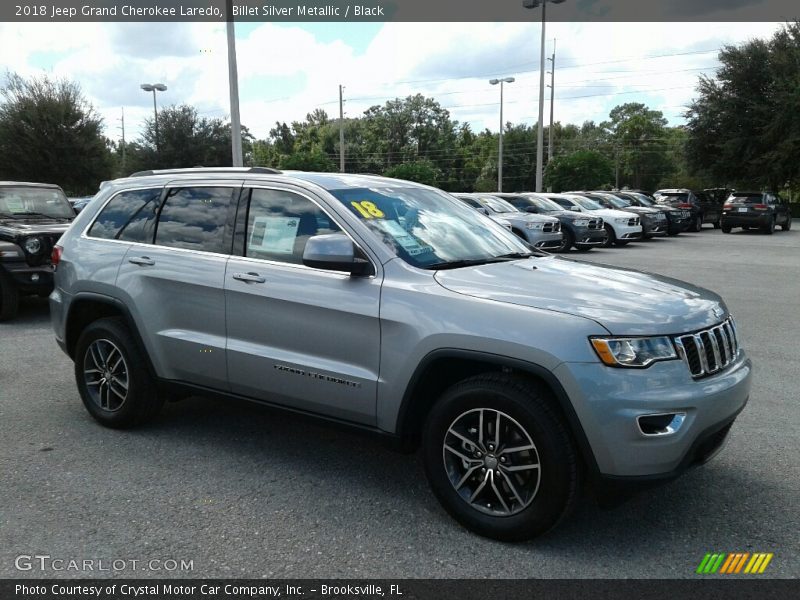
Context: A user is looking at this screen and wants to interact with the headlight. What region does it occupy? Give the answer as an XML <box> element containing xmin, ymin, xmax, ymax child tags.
<box><xmin>24</xmin><ymin>237</ymin><xmax>43</xmax><ymax>254</ymax></box>
<box><xmin>573</xmin><ymin>219</ymin><xmax>589</xmax><ymax>227</ymax></box>
<box><xmin>525</xmin><ymin>221</ymin><xmax>543</xmax><ymax>230</ymax></box>
<box><xmin>590</xmin><ymin>336</ymin><xmax>677</xmax><ymax>368</ymax></box>
<box><xmin>614</xmin><ymin>218</ymin><xmax>629</xmax><ymax>224</ymax></box>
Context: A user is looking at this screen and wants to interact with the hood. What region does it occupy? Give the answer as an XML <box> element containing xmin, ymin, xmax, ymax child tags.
<box><xmin>0</xmin><ymin>219</ymin><xmax>71</xmax><ymax>239</ymax></box>
<box><xmin>587</xmin><ymin>208</ymin><xmax>638</xmax><ymax>220</ymax></box>
<box><xmin>434</xmin><ymin>256</ymin><xmax>727</xmax><ymax>335</ymax></box>
<box><xmin>619</xmin><ymin>206</ymin><xmax>660</xmax><ymax>215</ymax></box>
<box><xmin>505</xmin><ymin>212</ymin><xmax>559</xmax><ymax>225</ymax></box>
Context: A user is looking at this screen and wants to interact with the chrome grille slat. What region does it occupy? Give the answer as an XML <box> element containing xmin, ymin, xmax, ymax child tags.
<box><xmin>676</xmin><ymin>317</ymin><xmax>739</xmax><ymax>379</ymax></box>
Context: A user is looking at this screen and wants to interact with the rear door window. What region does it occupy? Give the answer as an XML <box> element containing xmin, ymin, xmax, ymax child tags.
<box><xmin>88</xmin><ymin>188</ymin><xmax>162</xmax><ymax>242</ymax></box>
<box><xmin>155</xmin><ymin>187</ymin><xmax>237</xmax><ymax>253</ymax></box>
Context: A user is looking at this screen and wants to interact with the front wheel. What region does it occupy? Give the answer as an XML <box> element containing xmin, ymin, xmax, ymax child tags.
<box><xmin>422</xmin><ymin>374</ymin><xmax>579</xmax><ymax>542</ymax></box>
<box><xmin>74</xmin><ymin>317</ymin><xmax>164</xmax><ymax>428</ymax></box>
<box><xmin>602</xmin><ymin>224</ymin><xmax>616</xmax><ymax>248</ymax></box>
<box><xmin>554</xmin><ymin>229</ymin><xmax>574</xmax><ymax>253</ymax></box>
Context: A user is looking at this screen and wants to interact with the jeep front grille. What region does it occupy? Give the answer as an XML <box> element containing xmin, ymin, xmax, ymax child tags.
<box><xmin>675</xmin><ymin>318</ymin><xmax>739</xmax><ymax>378</ymax></box>
<box><xmin>587</xmin><ymin>218</ymin><xmax>603</xmax><ymax>229</ymax></box>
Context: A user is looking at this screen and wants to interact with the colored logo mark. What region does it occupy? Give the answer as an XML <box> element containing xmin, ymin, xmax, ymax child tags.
<box><xmin>696</xmin><ymin>552</ymin><xmax>774</xmax><ymax>574</ymax></box>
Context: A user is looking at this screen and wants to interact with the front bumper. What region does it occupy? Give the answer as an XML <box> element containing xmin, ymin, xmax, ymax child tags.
<box><xmin>1</xmin><ymin>261</ymin><xmax>55</xmax><ymax>293</ymax></box>
<box><xmin>570</xmin><ymin>225</ymin><xmax>607</xmax><ymax>246</ymax></box>
<box><xmin>611</xmin><ymin>223</ymin><xmax>643</xmax><ymax>241</ymax></box>
<box><xmin>643</xmin><ymin>219</ymin><xmax>668</xmax><ymax>237</ymax></box>
<box><xmin>554</xmin><ymin>350</ymin><xmax>751</xmax><ymax>477</ymax></box>
<box><xmin>524</xmin><ymin>230</ymin><xmax>563</xmax><ymax>249</ymax></box>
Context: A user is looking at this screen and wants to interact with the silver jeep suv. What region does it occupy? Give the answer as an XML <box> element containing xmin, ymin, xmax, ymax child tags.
<box><xmin>50</xmin><ymin>168</ymin><xmax>752</xmax><ymax>541</ymax></box>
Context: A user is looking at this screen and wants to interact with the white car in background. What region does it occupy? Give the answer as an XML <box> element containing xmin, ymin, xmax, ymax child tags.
<box><xmin>547</xmin><ymin>193</ymin><xmax>642</xmax><ymax>248</ymax></box>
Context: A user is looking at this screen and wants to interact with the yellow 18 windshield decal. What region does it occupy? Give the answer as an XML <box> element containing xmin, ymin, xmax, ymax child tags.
<box><xmin>350</xmin><ymin>200</ymin><xmax>385</xmax><ymax>219</ymax></box>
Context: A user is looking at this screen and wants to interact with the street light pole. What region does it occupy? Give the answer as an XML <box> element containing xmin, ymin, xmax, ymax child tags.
<box><xmin>490</xmin><ymin>77</ymin><xmax>515</xmax><ymax>192</ymax></box>
<box><xmin>226</xmin><ymin>0</ymin><xmax>243</xmax><ymax>167</ymax></box>
<box><xmin>523</xmin><ymin>0</ymin><xmax>566</xmax><ymax>192</ymax></box>
<box><xmin>140</xmin><ymin>83</ymin><xmax>167</xmax><ymax>155</ymax></box>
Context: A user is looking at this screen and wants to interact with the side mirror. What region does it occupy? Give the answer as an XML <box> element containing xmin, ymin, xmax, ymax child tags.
<box><xmin>569</xmin><ymin>206</ymin><xmax>581</xmax><ymax>212</ymax></box>
<box><xmin>303</xmin><ymin>233</ymin><xmax>372</xmax><ymax>276</ymax></box>
<box><xmin>478</xmin><ymin>207</ymin><xmax>490</xmax><ymax>215</ymax></box>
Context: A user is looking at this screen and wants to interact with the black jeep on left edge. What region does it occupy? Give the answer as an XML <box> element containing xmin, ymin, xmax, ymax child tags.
<box><xmin>0</xmin><ymin>182</ymin><xmax>75</xmax><ymax>321</ymax></box>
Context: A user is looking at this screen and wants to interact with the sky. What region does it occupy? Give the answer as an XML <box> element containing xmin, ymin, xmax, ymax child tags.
<box><xmin>0</xmin><ymin>21</ymin><xmax>783</xmax><ymax>144</ymax></box>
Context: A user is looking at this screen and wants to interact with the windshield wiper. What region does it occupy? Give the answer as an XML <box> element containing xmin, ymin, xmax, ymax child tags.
<box><xmin>424</xmin><ymin>254</ymin><xmax>532</xmax><ymax>270</ymax></box>
<box><xmin>11</xmin><ymin>211</ymin><xmax>64</xmax><ymax>218</ymax></box>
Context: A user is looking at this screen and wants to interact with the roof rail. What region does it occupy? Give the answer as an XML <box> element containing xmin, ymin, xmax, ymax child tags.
<box><xmin>129</xmin><ymin>167</ymin><xmax>282</xmax><ymax>177</ymax></box>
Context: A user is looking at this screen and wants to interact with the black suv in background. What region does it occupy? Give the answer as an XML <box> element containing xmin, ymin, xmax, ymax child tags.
<box><xmin>721</xmin><ymin>191</ymin><xmax>792</xmax><ymax>234</ymax></box>
<box><xmin>615</xmin><ymin>191</ymin><xmax>692</xmax><ymax>236</ymax></box>
<box><xmin>495</xmin><ymin>192</ymin><xmax>607</xmax><ymax>252</ymax></box>
<box><xmin>0</xmin><ymin>182</ymin><xmax>75</xmax><ymax>320</ymax></box>
<box><xmin>653</xmin><ymin>189</ymin><xmax>722</xmax><ymax>231</ymax></box>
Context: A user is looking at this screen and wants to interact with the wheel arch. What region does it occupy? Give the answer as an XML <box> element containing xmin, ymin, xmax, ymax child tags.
<box><xmin>65</xmin><ymin>293</ymin><xmax>158</xmax><ymax>379</ymax></box>
<box><xmin>395</xmin><ymin>349</ymin><xmax>600</xmax><ymax>479</ymax></box>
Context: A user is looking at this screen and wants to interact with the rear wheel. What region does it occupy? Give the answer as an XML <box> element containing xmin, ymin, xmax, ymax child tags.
<box><xmin>721</xmin><ymin>224</ymin><xmax>732</xmax><ymax>233</ymax></box>
<box><xmin>75</xmin><ymin>317</ymin><xmax>164</xmax><ymax>428</ymax></box>
<box><xmin>764</xmin><ymin>217</ymin><xmax>775</xmax><ymax>235</ymax></box>
<box><xmin>691</xmin><ymin>215</ymin><xmax>703</xmax><ymax>232</ymax></box>
<box><xmin>422</xmin><ymin>374</ymin><xmax>579</xmax><ymax>541</ymax></box>
<box><xmin>0</xmin><ymin>271</ymin><xmax>20</xmax><ymax>322</ymax></box>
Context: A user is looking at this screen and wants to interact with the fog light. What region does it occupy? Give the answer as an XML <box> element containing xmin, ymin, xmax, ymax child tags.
<box><xmin>637</xmin><ymin>413</ymin><xmax>686</xmax><ymax>436</ymax></box>
<box><xmin>31</xmin><ymin>273</ymin><xmax>40</xmax><ymax>282</ymax></box>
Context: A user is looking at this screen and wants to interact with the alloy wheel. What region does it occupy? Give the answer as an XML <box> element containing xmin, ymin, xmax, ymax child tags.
<box><xmin>83</xmin><ymin>339</ymin><xmax>130</xmax><ymax>412</ymax></box>
<box><xmin>443</xmin><ymin>408</ymin><xmax>541</xmax><ymax>516</ymax></box>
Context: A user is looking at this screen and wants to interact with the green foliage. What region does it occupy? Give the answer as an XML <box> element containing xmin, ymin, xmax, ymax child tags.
<box><xmin>685</xmin><ymin>22</ymin><xmax>800</xmax><ymax>189</ymax></box>
<box><xmin>544</xmin><ymin>150</ymin><xmax>614</xmax><ymax>192</ymax></box>
<box><xmin>279</xmin><ymin>149</ymin><xmax>337</xmax><ymax>172</ymax></box>
<box><xmin>125</xmin><ymin>104</ymin><xmax>254</xmax><ymax>173</ymax></box>
<box><xmin>0</xmin><ymin>72</ymin><xmax>113</xmax><ymax>195</ymax></box>
<box><xmin>384</xmin><ymin>160</ymin><xmax>441</xmax><ymax>186</ymax></box>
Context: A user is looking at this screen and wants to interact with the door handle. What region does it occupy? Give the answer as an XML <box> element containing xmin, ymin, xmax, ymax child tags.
<box><xmin>233</xmin><ymin>272</ymin><xmax>266</xmax><ymax>284</ymax></box>
<box><xmin>128</xmin><ymin>256</ymin><xmax>155</xmax><ymax>266</ymax></box>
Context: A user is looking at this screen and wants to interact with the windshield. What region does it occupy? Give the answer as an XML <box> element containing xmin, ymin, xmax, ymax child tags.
<box><xmin>478</xmin><ymin>196</ymin><xmax>516</xmax><ymax>214</ymax></box>
<box><xmin>571</xmin><ymin>196</ymin><xmax>603</xmax><ymax>211</ymax></box>
<box><xmin>595</xmin><ymin>194</ymin><xmax>630</xmax><ymax>209</ymax></box>
<box><xmin>523</xmin><ymin>195</ymin><xmax>564</xmax><ymax>212</ymax></box>
<box><xmin>0</xmin><ymin>186</ymin><xmax>73</xmax><ymax>219</ymax></box>
<box><xmin>627</xmin><ymin>193</ymin><xmax>654</xmax><ymax>206</ymax></box>
<box><xmin>329</xmin><ymin>186</ymin><xmax>530</xmax><ymax>269</ymax></box>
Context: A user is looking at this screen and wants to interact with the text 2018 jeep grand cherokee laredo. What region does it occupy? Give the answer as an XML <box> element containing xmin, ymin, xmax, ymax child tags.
<box><xmin>50</xmin><ymin>168</ymin><xmax>752</xmax><ymax>541</ymax></box>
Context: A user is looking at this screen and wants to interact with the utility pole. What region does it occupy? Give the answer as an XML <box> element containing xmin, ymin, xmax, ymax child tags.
<box><xmin>226</xmin><ymin>0</ymin><xmax>243</xmax><ymax>167</ymax></box>
<box><xmin>119</xmin><ymin>107</ymin><xmax>127</xmax><ymax>174</ymax></box>
<box><xmin>547</xmin><ymin>39</ymin><xmax>556</xmax><ymax>164</ymax></box>
<box><xmin>546</xmin><ymin>39</ymin><xmax>556</xmax><ymax>192</ymax></box>
<box><xmin>339</xmin><ymin>84</ymin><xmax>345</xmax><ymax>173</ymax></box>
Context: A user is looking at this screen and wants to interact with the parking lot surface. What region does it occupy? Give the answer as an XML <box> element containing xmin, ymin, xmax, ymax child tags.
<box><xmin>1</xmin><ymin>225</ymin><xmax>798</xmax><ymax>579</ymax></box>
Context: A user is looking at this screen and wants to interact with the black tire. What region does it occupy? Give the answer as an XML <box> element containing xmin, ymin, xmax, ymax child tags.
<box><xmin>721</xmin><ymin>225</ymin><xmax>732</xmax><ymax>233</ymax></box>
<box><xmin>782</xmin><ymin>216</ymin><xmax>792</xmax><ymax>231</ymax></box>
<box><xmin>691</xmin><ymin>215</ymin><xmax>702</xmax><ymax>232</ymax></box>
<box><xmin>764</xmin><ymin>217</ymin><xmax>775</xmax><ymax>235</ymax></box>
<box><xmin>74</xmin><ymin>317</ymin><xmax>164</xmax><ymax>428</ymax></box>
<box><xmin>554</xmin><ymin>228</ymin><xmax>574</xmax><ymax>253</ymax></box>
<box><xmin>574</xmin><ymin>244</ymin><xmax>593</xmax><ymax>252</ymax></box>
<box><xmin>422</xmin><ymin>373</ymin><xmax>580</xmax><ymax>542</ymax></box>
<box><xmin>602</xmin><ymin>224</ymin><xmax>616</xmax><ymax>248</ymax></box>
<box><xmin>0</xmin><ymin>271</ymin><xmax>20</xmax><ymax>322</ymax></box>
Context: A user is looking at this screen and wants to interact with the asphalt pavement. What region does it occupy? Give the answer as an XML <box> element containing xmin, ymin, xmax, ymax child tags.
<box><xmin>1</xmin><ymin>224</ymin><xmax>798</xmax><ymax>579</ymax></box>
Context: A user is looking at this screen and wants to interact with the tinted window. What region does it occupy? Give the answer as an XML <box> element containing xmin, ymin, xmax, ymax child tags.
<box><xmin>245</xmin><ymin>189</ymin><xmax>341</xmax><ymax>265</ymax></box>
<box><xmin>457</xmin><ymin>196</ymin><xmax>481</xmax><ymax>209</ymax></box>
<box><xmin>729</xmin><ymin>194</ymin><xmax>764</xmax><ymax>204</ymax></box>
<box><xmin>88</xmin><ymin>188</ymin><xmax>161</xmax><ymax>242</ymax></box>
<box><xmin>155</xmin><ymin>187</ymin><xmax>234</xmax><ymax>253</ymax></box>
<box><xmin>550</xmin><ymin>198</ymin><xmax>572</xmax><ymax>208</ymax></box>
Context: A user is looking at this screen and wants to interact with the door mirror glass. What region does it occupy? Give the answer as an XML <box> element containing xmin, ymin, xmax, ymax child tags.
<box><xmin>569</xmin><ymin>206</ymin><xmax>581</xmax><ymax>212</ymax></box>
<box><xmin>303</xmin><ymin>233</ymin><xmax>371</xmax><ymax>276</ymax></box>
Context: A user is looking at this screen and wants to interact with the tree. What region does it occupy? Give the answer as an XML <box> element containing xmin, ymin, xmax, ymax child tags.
<box><xmin>685</xmin><ymin>22</ymin><xmax>800</xmax><ymax>190</ymax></box>
<box><xmin>0</xmin><ymin>73</ymin><xmax>113</xmax><ymax>194</ymax></box>
<box><xmin>127</xmin><ymin>104</ymin><xmax>253</xmax><ymax>173</ymax></box>
<box><xmin>385</xmin><ymin>160</ymin><xmax>441</xmax><ymax>186</ymax></box>
<box><xmin>544</xmin><ymin>150</ymin><xmax>614</xmax><ymax>192</ymax></box>
<box><xmin>602</xmin><ymin>103</ymin><xmax>674</xmax><ymax>190</ymax></box>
